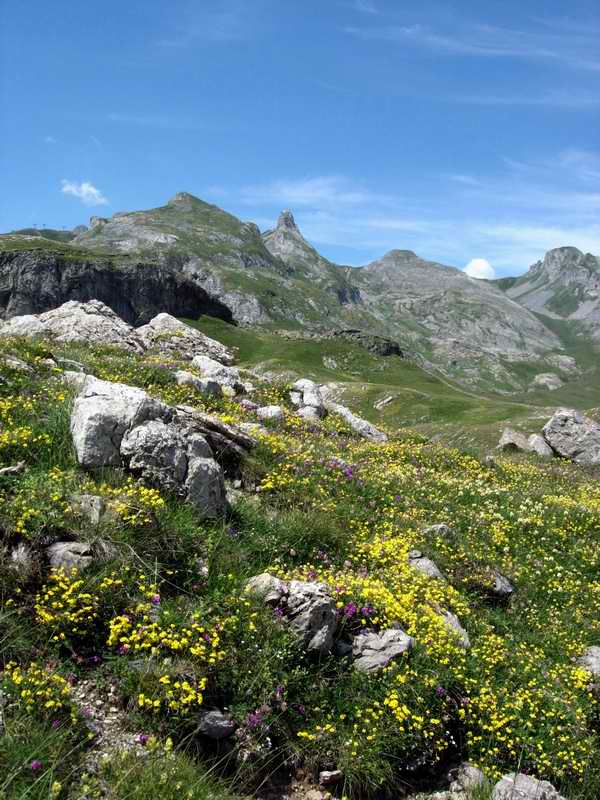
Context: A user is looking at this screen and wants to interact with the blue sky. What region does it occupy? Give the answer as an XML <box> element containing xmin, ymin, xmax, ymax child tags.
<box><xmin>1</xmin><ymin>0</ymin><xmax>599</xmax><ymax>276</ymax></box>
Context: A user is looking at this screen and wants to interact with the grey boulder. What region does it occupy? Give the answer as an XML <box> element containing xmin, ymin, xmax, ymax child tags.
<box><xmin>245</xmin><ymin>573</ymin><xmax>287</xmax><ymax>604</ymax></box>
<box><xmin>256</xmin><ymin>405</ymin><xmax>284</xmax><ymax>421</ymax></box>
<box><xmin>175</xmin><ymin>370</ymin><xmax>223</xmax><ymax>398</ymax></box>
<box><xmin>440</xmin><ymin>610</ymin><xmax>470</xmax><ymax>648</ymax></box>
<box><xmin>120</xmin><ymin>420</ymin><xmax>225</xmax><ymax>517</ymax></box>
<box><xmin>352</xmin><ymin>628</ymin><xmax>414</xmax><ymax>673</ymax></box>
<box><xmin>286</xmin><ymin>580</ymin><xmax>337</xmax><ymax>655</ymax></box>
<box><xmin>543</xmin><ymin>408</ymin><xmax>600</xmax><ymax>465</ymax></box>
<box><xmin>492</xmin><ymin>773</ymin><xmax>566</xmax><ymax>800</ymax></box>
<box><xmin>408</xmin><ymin>550</ymin><xmax>445</xmax><ymax>580</ymax></box>
<box><xmin>70</xmin><ymin>376</ymin><xmax>171</xmax><ymax>468</ymax></box>
<box><xmin>197</xmin><ymin>709</ymin><xmax>236</xmax><ymax>739</ymax></box>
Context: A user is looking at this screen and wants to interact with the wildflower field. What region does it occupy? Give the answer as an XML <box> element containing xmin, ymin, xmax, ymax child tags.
<box><xmin>0</xmin><ymin>333</ymin><xmax>599</xmax><ymax>800</ymax></box>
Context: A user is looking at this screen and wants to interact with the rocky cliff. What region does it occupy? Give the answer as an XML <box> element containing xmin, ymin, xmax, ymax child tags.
<box><xmin>0</xmin><ymin>248</ymin><xmax>233</xmax><ymax>325</ymax></box>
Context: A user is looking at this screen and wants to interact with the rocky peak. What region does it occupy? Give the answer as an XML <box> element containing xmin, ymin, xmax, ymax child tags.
<box><xmin>276</xmin><ymin>209</ymin><xmax>301</xmax><ymax>234</ymax></box>
<box><xmin>167</xmin><ymin>192</ymin><xmax>201</xmax><ymax>210</ymax></box>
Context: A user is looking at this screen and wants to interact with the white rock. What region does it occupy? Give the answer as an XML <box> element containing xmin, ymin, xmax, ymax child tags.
<box><xmin>497</xmin><ymin>428</ymin><xmax>530</xmax><ymax>452</ymax></box>
<box><xmin>289</xmin><ymin>390</ymin><xmax>303</xmax><ymax>407</ymax></box>
<box><xmin>408</xmin><ymin>550</ymin><xmax>445</xmax><ymax>580</ymax></box>
<box><xmin>440</xmin><ymin>610</ymin><xmax>470</xmax><ymax>648</ymax></box>
<box><xmin>297</xmin><ymin>406</ymin><xmax>324</xmax><ymax>421</ymax></box>
<box><xmin>47</xmin><ymin>541</ymin><xmax>93</xmax><ymax>571</ymax></box>
<box><xmin>191</xmin><ymin>354</ymin><xmax>244</xmax><ymax>392</ymax></box>
<box><xmin>324</xmin><ymin>401</ymin><xmax>387</xmax><ymax>442</ymax></box>
<box><xmin>449</xmin><ymin>763</ymin><xmax>486</xmax><ymax>793</ymax></box>
<box><xmin>286</xmin><ymin>580</ymin><xmax>337</xmax><ymax>655</ymax></box>
<box><xmin>530</xmin><ymin>372</ymin><xmax>563</xmax><ymax>391</ymax></box>
<box><xmin>492</xmin><ymin>773</ymin><xmax>566</xmax><ymax>800</ymax></box>
<box><xmin>136</xmin><ymin>313</ymin><xmax>234</xmax><ymax>364</ymax></box>
<box><xmin>70</xmin><ymin>376</ymin><xmax>171</xmax><ymax>468</ymax></box>
<box><xmin>577</xmin><ymin>645</ymin><xmax>600</xmax><ymax>677</ymax></box>
<box><xmin>352</xmin><ymin>628</ymin><xmax>414</xmax><ymax>673</ymax></box>
<box><xmin>174</xmin><ymin>370</ymin><xmax>223</xmax><ymax>398</ymax></box>
<box><xmin>0</xmin><ymin>301</ymin><xmax>144</xmax><ymax>352</ymax></box>
<box><xmin>527</xmin><ymin>433</ymin><xmax>554</xmax><ymax>458</ymax></box>
<box><xmin>256</xmin><ymin>405</ymin><xmax>284</xmax><ymax>421</ymax></box>
<box><xmin>245</xmin><ymin>573</ymin><xmax>287</xmax><ymax>604</ymax></box>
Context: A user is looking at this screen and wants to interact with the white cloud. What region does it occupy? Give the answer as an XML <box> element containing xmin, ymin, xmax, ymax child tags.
<box><xmin>61</xmin><ymin>180</ymin><xmax>109</xmax><ymax>207</ymax></box>
<box><xmin>44</xmin><ymin>136</ymin><xmax>57</xmax><ymax>144</ymax></box>
<box><xmin>464</xmin><ymin>258</ymin><xmax>495</xmax><ymax>279</ymax></box>
<box><xmin>344</xmin><ymin>20</ymin><xmax>600</xmax><ymax>70</ymax></box>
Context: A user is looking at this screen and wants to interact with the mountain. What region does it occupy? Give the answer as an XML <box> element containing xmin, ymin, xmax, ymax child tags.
<box><xmin>1</xmin><ymin>192</ymin><xmax>594</xmax><ymax>392</ymax></box>
<box><xmin>499</xmin><ymin>247</ymin><xmax>600</xmax><ymax>340</ymax></box>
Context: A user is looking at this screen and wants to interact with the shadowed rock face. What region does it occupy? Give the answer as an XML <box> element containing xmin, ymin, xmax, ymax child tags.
<box><xmin>0</xmin><ymin>250</ymin><xmax>234</xmax><ymax>325</ymax></box>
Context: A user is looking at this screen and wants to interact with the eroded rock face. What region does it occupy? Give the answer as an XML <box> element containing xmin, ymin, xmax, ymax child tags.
<box><xmin>543</xmin><ymin>408</ymin><xmax>600</xmax><ymax>465</ymax></box>
<box><xmin>136</xmin><ymin>313</ymin><xmax>234</xmax><ymax>364</ymax></box>
<box><xmin>0</xmin><ymin>300</ymin><xmax>144</xmax><ymax>352</ymax></box>
<box><xmin>352</xmin><ymin>628</ymin><xmax>414</xmax><ymax>673</ymax></box>
<box><xmin>492</xmin><ymin>773</ymin><xmax>565</xmax><ymax>800</ymax></box>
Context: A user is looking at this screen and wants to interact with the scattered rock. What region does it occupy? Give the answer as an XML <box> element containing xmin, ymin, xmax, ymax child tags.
<box><xmin>324</xmin><ymin>401</ymin><xmax>387</xmax><ymax>442</ymax></box>
<box><xmin>491</xmin><ymin>570</ymin><xmax>514</xmax><ymax>599</ymax></box>
<box><xmin>352</xmin><ymin>628</ymin><xmax>414</xmax><ymax>673</ymax></box>
<box><xmin>47</xmin><ymin>541</ymin><xmax>93</xmax><ymax>571</ymax></box>
<box><xmin>286</xmin><ymin>580</ymin><xmax>337</xmax><ymax>655</ymax></box>
<box><xmin>408</xmin><ymin>550</ymin><xmax>444</xmax><ymax>580</ymax></box>
<box><xmin>191</xmin><ymin>354</ymin><xmax>244</xmax><ymax>392</ymax></box>
<box><xmin>423</xmin><ymin>523</ymin><xmax>453</xmax><ymax>538</ymax></box>
<box><xmin>492</xmin><ymin>773</ymin><xmax>566</xmax><ymax>800</ymax></box>
<box><xmin>1</xmin><ymin>355</ymin><xmax>33</xmax><ymax>372</ymax></box>
<box><xmin>71</xmin><ymin>493</ymin><xmax>116</xmax><ymax>526</ymax></box>
<box><xmin>136</xmin><ymin>313</ymin><xmax>234</xmax><ymax>364</ymax></box>
<box><xmin>0</xmin><ymin>300</ymin><xmax>145</xmax><ymax>352</ymax></box>
<box><xmin>245</xmin><ymin>573</ymin><xmax>287</xmax><ymax>604</ymax></box>
<box><xmin>527</xmin><ymin>433</ymin><xmax>554</xmax><ymax>458</ymax></box>
<box><xmin>530</xmin><ymin>372</ymin><xmax>563</xmax><ymax>391</ymax></box>
<box><xmin>577</xmin><ymin>646</ymin><xmax>600</xmax><ymax>677</ymax></box>
<box><xmin>298</xmin><ymin>406</ymin><xmax>324</xmax><ymax>421</ymax></box>
<box><xmin>319</xmin><ymin>770</ymin><xmax>343</xmax><ymax>786</ymax></box>
<box><xmin>175</xmin><ymin>370</ymin><xmax>223</xmax><ymax>398</ymax></box>
<box><xmin>543</xmin><ymin>408</ymin><xmax>600</xmax><ymax>465</ymax></box>
<box><xmin>289</xmin><ymin>390</ymin><xmax>303</xmax><ymax>406</ymax></box>
<box><xmin>440</xmin><ymin>610</ymin><xmax>470</xmax><ymax>648</ymax></box>
<box><xmin>497</xmin><ymin>428</ymin><xmax>530</xmax><ymax>452</ymax></box>
<box><xmin>197</xmin><ymin>709</ymin><xmax>237</xmax><ymax>739</ymax></box>
<box><xmin>256</xmin><ymin>405</ymin><xmax>284</xmax><ymax>421</ymax></box>
<box><xmin>448</xmin><ymin>762</ymin><xmax>485</xmax><ymax>793</ymax></box>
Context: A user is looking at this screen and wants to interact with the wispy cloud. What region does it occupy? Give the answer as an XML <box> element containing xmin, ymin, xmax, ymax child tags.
<box><xmin>44</xmin><ymin>136</ymin><xmax>57</xmax><ymax>144</ymax></box>
<box><xmin>158</xmin><ymin>0</ymin><xmax>250</xmax><ymax>47</ymax></box>
<box><xmin>453</xmin><ymin>90</ymin><xmax>600</xmax><ymax>109</ymax></box>
<box><xmin>345</xmin><ymin>20</ymin><xmax>600</xmax><ymax>70</ymax></box>
<box><xmin>353</xmin><ymin>0</ymin><xmax>379</xmax><ymax>14</ymax></box>
<box><xmin>107</xmin><ymin>112</ymin><xmax>205</xmax><ymax>131</ymax></box>
<box><xmin>240</xmin><ymin>176</ymin><xmax>391</xmax><ymax>208</ymax></box>
<box><xmin>61</xmin><ymin>180</ymin><xmax>109</xmax><ymax>207</ymax></box>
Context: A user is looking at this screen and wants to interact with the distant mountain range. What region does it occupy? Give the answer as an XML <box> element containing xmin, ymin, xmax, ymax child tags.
<box><xmin>1</xmin><ymin>191</ymin><xmax>598</xmax><ymax>393</ymax></box>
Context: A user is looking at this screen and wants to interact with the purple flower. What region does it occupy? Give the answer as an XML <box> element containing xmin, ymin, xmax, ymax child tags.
<box><xmin>150</xmin><ymin>594</ymin><xmax>161</xmax><ymax>606</ymax></box>
<box><xmin>247</xmin><ymin>710</ymin><xmax>264</xmax><ymax>729</ymax></box>
<box><xmin>118</xmin><ymin>644</ymin><xmax>130</xmax><ymax>655</ymax></box>
<box><xmin>88</xmin><ymin>655</ymin><xmax>102</xmax><ymax>665</ymax></box>
<box><xmin>30</xmin><ymin>760</ymin><xmax>42</xmax><ymax>771</ymax></box>
<box><xmin>360</xmin><ymin>606</ymin><xmax>373</xmax><ymax>617</ymax></box>
<box><xmin>136</xmin><ymin>733</ymin><xmax>149</xmax><ymax>746</ymax></box>
<box><xmin>435</xmin><ymin>686</ymin><xmax>447</xmax><ymax>697</ymax></box>
<box><xmin>51</xmin><ymin>719</ymin><xmax>61</xmax><ymax>729</ymax></box>
<box><xmin>343</xmin><ymin>602</ymin><xmax>358</xmax><ymax>618</ymax></box>
<box><xmin>274</xmin><ymin>606</ymin><xmax>285</xmax><ymax>619</ymax></box>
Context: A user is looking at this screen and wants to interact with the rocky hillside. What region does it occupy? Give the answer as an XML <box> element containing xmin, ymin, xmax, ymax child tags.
<box><xmin>2</xmin><ymin>193</ymin><xmax>590</xmax><ymax>395</ymax></box>
<box><xmin>498</xmin><ymin>247</ymin><xmax>600</xmax><ymax>340</ymax></box>
<box><xmin>1</xmin><ymin>305</ymin><xmax>600</xmax><ymax>800</ymax></box>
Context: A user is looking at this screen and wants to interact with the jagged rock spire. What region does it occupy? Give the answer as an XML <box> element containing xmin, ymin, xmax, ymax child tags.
<box><xmin>277</xmin><ymin>209</ymin><xmax>300</xmax><ymax>233</ymax></box>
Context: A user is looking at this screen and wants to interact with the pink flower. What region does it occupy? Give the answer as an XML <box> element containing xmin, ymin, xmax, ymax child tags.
<box><xmin>30</xmin><ymin>760</ymin><xmax>43</xmax><ymax>771</ymax></box>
